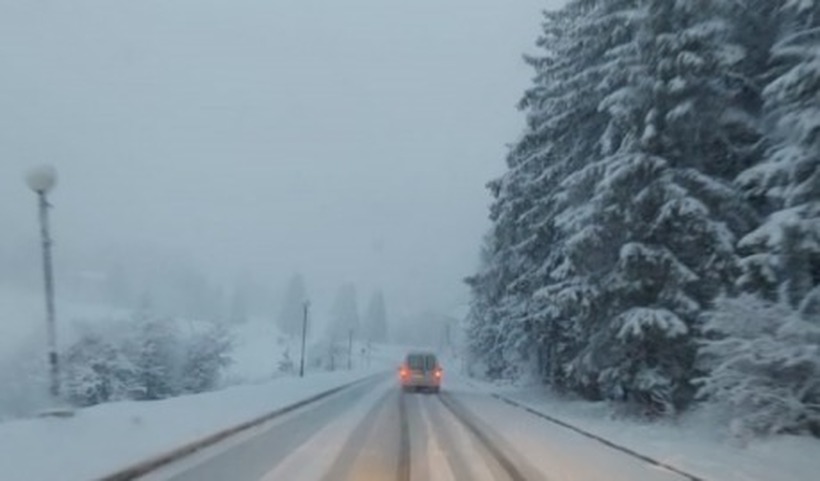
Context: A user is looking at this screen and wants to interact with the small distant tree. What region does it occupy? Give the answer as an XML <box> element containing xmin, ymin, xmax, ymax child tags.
<box><xmin>278</xmin><ymin>348</ymin><xmax>295</xmax><ymax>374</ymax></box>
<box><xmin>306</xmin><ymin>336</ymin><xmax>346</xmax><ymax>372</ymax></box>
<box><xmin>325</xmin><ymin>343</ymin><xmax>346</xmax><ymax>372</ymax></box>
<box><xmin>63</xmin><ymin>332</ymin><xmax>138</xmax><ymax>407</ymax></box>
<box><xmin>128</xmin><ymin>316</ymin><xmax>181</xmax><ymax>400</ymax></box>
<box><xmin>178</xmin><ymin>323</ymin><xmax>233</xmax><ymax>393</ymax></box>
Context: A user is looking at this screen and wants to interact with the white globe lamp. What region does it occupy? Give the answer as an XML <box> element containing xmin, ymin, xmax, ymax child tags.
<box><xmin>25</xmin><ymin>165</ymin><xmax>58</xmax><ymax>193</ymax></box>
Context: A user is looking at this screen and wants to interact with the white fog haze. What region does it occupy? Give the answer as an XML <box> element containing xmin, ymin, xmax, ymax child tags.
<box><xmin>2</xmin><ymin>1</ymin><xmax>819</xmax><ymax>480</ymax></box>
<box><xmin>0</xmin><ymin>0</ymin><xmax>552</xmax><ymax>334</ymax></box>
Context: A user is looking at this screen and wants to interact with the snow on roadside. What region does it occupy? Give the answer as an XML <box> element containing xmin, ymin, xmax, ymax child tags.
<box><xmin>0</xmin><ymin>369</ymin><xmax>382</xmax><ymax>481</ymax></box>
<box><xmin>222</xmin><ymin>319</ymin><xmax>294</xmax><ymax>384</ymax></box>
<box><xmin>0</xmin><ymin>286</ymin><xmax>134</xmax><ymax>419</ymax></box>
<box><xmin>461</xmin><ymin>378</ymin><xmax>820</xmax><ymax>481</ymax></box>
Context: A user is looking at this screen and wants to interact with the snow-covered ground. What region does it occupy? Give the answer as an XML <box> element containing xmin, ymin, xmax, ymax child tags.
<box><xmin>462</xmin><ymin>378</ymin><xmax>820</xmax><ymax>481</ymax></box>
<box><xmin>220</xmin><ymin>319</ymin><xmax>296</xmax><ymax>384</ymax></box>
<box><xmin>0</xmin><ymin>369</ymin><xmax>382</xmax><ymax>481</ymax></box>
<box><xmin>0</xmin><ymin>285</ymin><xmax>417</xmax><ymax>480</ymax></box>
<box><xmin>224</xmin><ymin>324</ymin><xmax>409</xmax><ymax>385</ymax></box>
<box><xmin>9</xmin><ymin>283</ymin><xmax>813</xmax><ymax>481</ymax></box>
<box><xmin>1</xmin><ymin>283</ymin><xmax>334</xmax><ymax>419</ymax></box>
<box><xmin>3</xmin><ymin>350</ymin><xmax>815</xmax><ymax>481</ymax></box>
<box><xmin>0</xmin><ymin>286</ymin><xmax>136</xmax><ymax>419</ymax></box>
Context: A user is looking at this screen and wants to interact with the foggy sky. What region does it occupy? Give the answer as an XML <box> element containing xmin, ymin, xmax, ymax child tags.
<box><xmin>1</xmin><ymin>0</ymin><xmax>560</xmax><ymax>317</ymax></box>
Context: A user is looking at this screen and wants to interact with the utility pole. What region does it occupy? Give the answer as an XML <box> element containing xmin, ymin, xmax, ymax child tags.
<box><xmin>299</xmin><ymin>301</ymin><xmax>309</xmax><ymax>377</ymax></box>
<box><xmin>366</xmin><ymin>340</ymin><xmax>372</xmax><ymax>368</ymax></box>
<box><xmin>25</xmin><ymin>166</ymin><xmax>59</xmax><ymax>399</ymax></box>
<box><xmin>347</xmin><ymin>328</ymin><xmax>353</xmax><ymax>370</ymax></box>
<box><xmin>38</xmin><ymin>191</ymin><xmax>58</xmax><ymax>397</ymax></box>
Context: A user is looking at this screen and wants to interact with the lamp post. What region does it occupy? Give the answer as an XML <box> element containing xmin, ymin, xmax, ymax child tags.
<box><xmin>25</xmin><ymin>165</ymin><xmax>60</xmax><ymax>399</ymax></box>
<box><xmin>347</xmin><ymin>328</ymin><xmax>353</xmax><ymax>370</ymax></box>
<box><xmin>299</xmin><ymin>300</ymin><xmax>309</xmax><ymax>378</ymax></box>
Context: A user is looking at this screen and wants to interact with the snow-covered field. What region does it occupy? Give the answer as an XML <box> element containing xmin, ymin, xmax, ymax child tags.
<box><xmin>0</xmin><ymin>369</ymin><xmax>382</xmax><ymax>481</ymax></box>
<box><xmin>0</xmin><ymin>284</ymin><xmax>358</xmax><ymax>419</ymax></box>
<box><xmin>220</xmin><ymin>319</ymin><xmax>297</xmax><ymax>384</ymax></box>
<box><xmin>463</xmin><ymin>378</ymin><xmax>820</xmax><ymax>481</ymax></box>
<box><xmin>0</xmin><ymin>285</ymin><xmax>415</xmax><ymax>480</ymax></box>
<box><xmin>0</xmin><ymin>286</ymin><xmax>136</xmax><ymax>418</ymax></box>
<box><xmin>224</xmin><ymin>324</ymin><xmax>409</xmax><ymax>385</ymax></box>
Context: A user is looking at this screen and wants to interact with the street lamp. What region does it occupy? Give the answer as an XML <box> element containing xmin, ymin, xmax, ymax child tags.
<box><xmin>25</xmin><ymin>165</ymin><xmax>60</xmax><ymax>399</ymax></box>
<box><xmin>347</xmin><ymin>328</ymin><xmax>353</xmax><ymax>370</ymax></box>
<box><xmin>299</xmin><ymin>300</ymin><xmax>309</xmax><ymax>378</ymax></box>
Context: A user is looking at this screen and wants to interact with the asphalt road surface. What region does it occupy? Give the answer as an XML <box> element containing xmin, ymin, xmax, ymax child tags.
<box><xmin>137</xmin><ymin>375</ymin><xmax>688</xmax><ymax>481</ymax></box>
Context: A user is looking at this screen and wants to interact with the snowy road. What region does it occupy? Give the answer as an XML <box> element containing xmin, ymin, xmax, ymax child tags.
<box><xmin>136</xmin><ymin>375</ymin><xmax>689</xmax><ymax>481</ymax></box>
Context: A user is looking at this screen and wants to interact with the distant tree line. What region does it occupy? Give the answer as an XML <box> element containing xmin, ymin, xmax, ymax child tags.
<box><xmin>277</xmin><ymin>275</ymin><xmax>388</xmax><ymax>344</ymax></box>
<box><xmin>467</xmin><ymin>0</ymin><xmax>819</xmax><ymax>438</ymax></box>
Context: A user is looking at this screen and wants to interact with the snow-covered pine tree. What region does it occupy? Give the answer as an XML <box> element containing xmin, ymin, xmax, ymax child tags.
<box><xmin>467</xmin><ymin>0</ymin><xmax>646</xmax><ymax>383</ymax></box>
<box><xmin>736</xmin><ymin>0</ymin><xmax>820</xmax><ymax>314</ymax></box>
<box><xmin>530</xmin><ymin>0</ymin><xmax>652</xmax><ymax>395</ymax></box>
<box><xmin>178</xmin><ymin>322</ymin><xmax>233</xmax><ymax>394</ymax></box>
<box><xmin>565</xmin><ymin>0</ymin><xmax>759</xmax><ymax>413</ymax></box>
<box><xmin>466</xmin><ymin>234</ymin><xmax>520</xmax><ymax>379</ymax></box>
<box><xmin>469</xmin><ymin>0</ymin><xmax>760</xmax><ymax>413</ymax></box>
<box><xmin>697</xmin><ymin>295</ymin><xmax>820</xmax><ymax>438</ymax></box>
<box><xmin>278</xmin><ymin>348</ymin><xmax>295</xmax><ymax>374</ymax></box>
<box><xmin>128</xmin><ymin>315</ymin><xmax>181</xmax><ymax>400</ymax></box>
<box><xmin>63</xmin><ymin>332</ymin><xmax>137</xmax><ymax>407</ymax></box>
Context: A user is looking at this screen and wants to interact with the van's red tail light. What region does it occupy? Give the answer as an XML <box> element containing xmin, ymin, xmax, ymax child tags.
<box><xmin>434</xmin><ymin>368</ymin><xmax>443</xmax><ymax>378</ymax></box>
<box><xmin>399</xmin><ymin>365</ymin><xmax>409</xmax><ymax>378</ymax></box>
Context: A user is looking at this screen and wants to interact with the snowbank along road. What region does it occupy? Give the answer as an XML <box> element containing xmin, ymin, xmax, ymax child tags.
<box><xmin>125</xmin><ymin>374</ymin><xmax>693</xmax><ymax>481</ymax></box>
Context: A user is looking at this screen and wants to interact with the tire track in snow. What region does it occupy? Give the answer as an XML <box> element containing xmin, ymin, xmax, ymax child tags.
<box><xmin>398</xmin><ymin>391</ymin><xmax>411</xmax><ymax>481</ymax></box>
<box><xmin>438</xmin><ymin>393</ymin><xmax>538</xmax><ymax>481</ymax></box>
<box><xmin>422</xmin><ymin>394</ymin><xmax>481</xmax><ymax>481</ymax></box>
<box><xmin>320</xmin><ymin>388</ymin><xmax>394</xmax><ymax>481</ymax></box>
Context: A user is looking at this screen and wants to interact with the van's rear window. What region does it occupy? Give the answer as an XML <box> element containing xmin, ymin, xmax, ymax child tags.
<box><xmin>407</xmin><ymin>354</ymin><xmax>436</xmax><ymax>370</ymax></box>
